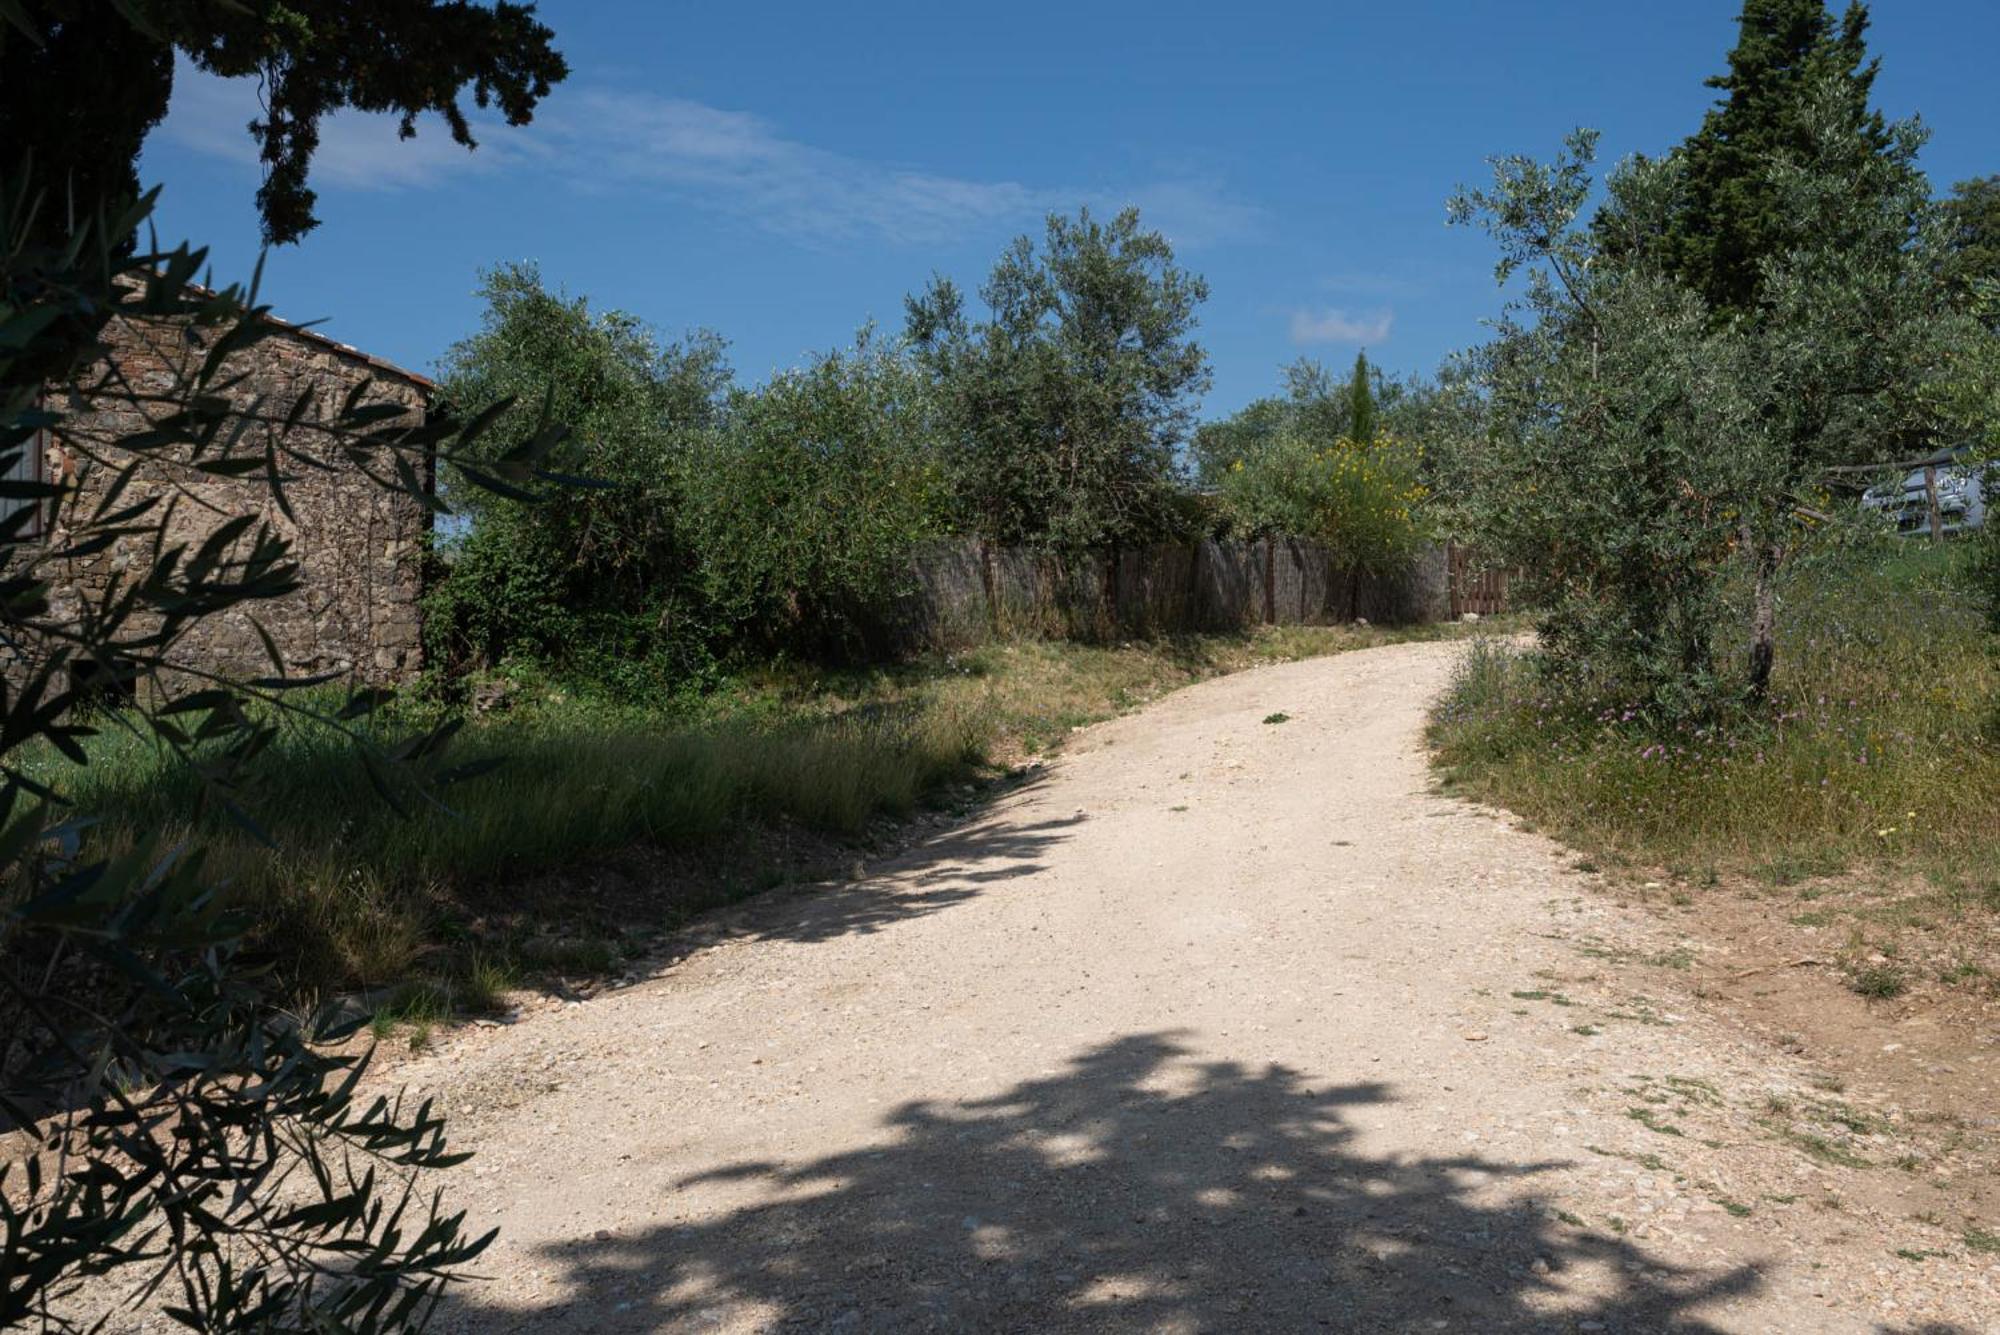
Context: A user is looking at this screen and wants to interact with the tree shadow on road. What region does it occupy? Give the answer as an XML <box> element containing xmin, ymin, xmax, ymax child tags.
<box><xmin>703</xmin><ymin>811</ymin><xmax>1087</xmax><ymax>952</ymax></box>
<box><xmin>438</xmin><ymin>1032</ymin><xmax>1762</xmax><ymax>1331</ymax></box>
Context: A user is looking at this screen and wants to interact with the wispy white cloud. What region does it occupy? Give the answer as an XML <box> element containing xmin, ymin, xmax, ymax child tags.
<box><xmin>553</xmin><ymin>88</ymin><xmax>1041</xmax><ymax>245</ymax></box>
<box><xmin>1288</xmin><ymin>307</ymin><xmax>1394</xmax><ymax>346</ymax></box>
<box><xmin>157</xmin><ymin>65</ymin><xmax>1258</xmax><ymax>249</ymax></box>
<box><xmin>1106</xmin><ymin>179</ymin><xmax>1261</xmax><ymax>250</ymax></box>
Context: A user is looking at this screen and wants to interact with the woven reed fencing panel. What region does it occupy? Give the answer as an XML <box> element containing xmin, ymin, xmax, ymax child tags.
<box><xmin>886</xmin><ymin>539</ymin><xmax>1453</xmax><ymax>651</ymax></box>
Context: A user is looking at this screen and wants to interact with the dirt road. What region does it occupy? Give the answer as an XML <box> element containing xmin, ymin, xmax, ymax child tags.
<box><xmin>409</xmin><ymin>640</ymin><xmax>1997</xmax><ymax>1332</ymax></box>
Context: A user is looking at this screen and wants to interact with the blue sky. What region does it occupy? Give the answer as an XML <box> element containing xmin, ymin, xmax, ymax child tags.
<box><xmin>138</xmin><ymin>1</ymin><xmax>2000</xmax><ymax>417</ymax></box>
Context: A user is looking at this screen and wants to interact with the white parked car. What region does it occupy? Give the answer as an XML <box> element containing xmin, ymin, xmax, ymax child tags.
<box><xmin>1859</xmin><ymin>447</ymin><xmax>1993</xmax><ymax>536</ymax></box>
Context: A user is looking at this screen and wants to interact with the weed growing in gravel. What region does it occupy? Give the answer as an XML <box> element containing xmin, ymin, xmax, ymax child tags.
<box><xmin>1626</xmin><ymin>1107</ymin><xmax>1686</xmax><ymax>1137</ymax></box>
<box><xmin>1807</xmin><ymin>1100</ymin><xmax>1889</xmax><ymax>1137</ymax></box>
<box><xmin>1586</xmin><ymin>1145</ymin><xmax>1671</xmax><ymax>1172</ymax></box>
<box><xmin>1847</xmin><ymin>964</ymin><xmax>1908</xmax><ymax>999</ymax></box>
<box><xmin>1763</xmin><ymin>1123</ymin><xmax>1872</xmax><ymax>1169</ymax></box>
<box><xmin>1662</xmin><ymin>1076</ymin><xmax>1723</xmax><ymax>1106</ymax></box>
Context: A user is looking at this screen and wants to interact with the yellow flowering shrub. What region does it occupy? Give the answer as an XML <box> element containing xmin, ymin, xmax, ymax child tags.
<box><xmin>1218</xmin><ymin>428</ymin><xmax>1430</xmax><ymax>573</ymax></box>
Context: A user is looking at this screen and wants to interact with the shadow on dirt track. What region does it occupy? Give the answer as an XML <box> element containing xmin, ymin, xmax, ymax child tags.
<box><xmin>742</xmin><ymin>812</ymin><xmax>1087</xmax><ymax>947</ymax></box>
<box><xmin>436</xmin><ymin>1031</ymin><xmax>1767</xmax><ymax>1332</ymax></box>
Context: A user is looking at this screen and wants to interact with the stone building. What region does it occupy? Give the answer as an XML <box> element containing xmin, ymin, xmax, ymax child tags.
<box><xmin>28</xmin><ymin>305</ymin><xmax>436</xmax><ymax>687</ymax></box>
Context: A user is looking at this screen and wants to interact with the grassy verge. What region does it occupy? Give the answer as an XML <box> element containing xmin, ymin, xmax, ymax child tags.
<box><xmin>1428</xmin><ymin>540</ymin><xmax>1999</xmax><ymax>996</ymax></box>
<box><xmin>37</xmin><ymin>618</ymin><xmax>1504</xmax><ymax>1016</ymax></box>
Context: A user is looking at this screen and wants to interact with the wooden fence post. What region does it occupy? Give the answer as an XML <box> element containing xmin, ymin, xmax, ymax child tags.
<box><xmin>979</xmin><ymin>539</ymin><xmax>997</xmax><ymax>634</ymax></box>
<box><xmin>1446</xmin><ymin>540</ymin><xmax>1461</xmax><ymax>620</ymax></box>
<box><xmin>1262</xmin><ymin>534</ymin><xmax>1276</xmax><ymax>624</ymax></box>
<box><xmin>1187</xmin><ymin>542</ymin><xmax>1203</xmax><ymax>630</ymax></box>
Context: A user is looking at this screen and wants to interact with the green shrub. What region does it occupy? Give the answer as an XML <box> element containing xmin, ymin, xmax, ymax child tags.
<box><xmin>1971</xmin><ymin>502</ymin><xmax>2000</xmax><ymax>634</ymax></box>
<box><xmin>423</xmin><ymin>519</ymin><xmax>576</xmax><ymax>669</ymax></box>
<box><xmin>686</xmin><ymin>331</ymin><xmax>951</xmax><ymax>658</ymax></box>
<box><xmin>1217</xmin><ymin>428</ymin><xmax>1429</xmax><ymax>573</ymax></box>
<box><xmin>429</xmin><ymin>274</ymin><xmax>956</xmax><ymax>683</ymax></box>
<box><xmin>428</xmin><ymin>263</ymin><xmax>729</xmax><ymax>685</ymax></box>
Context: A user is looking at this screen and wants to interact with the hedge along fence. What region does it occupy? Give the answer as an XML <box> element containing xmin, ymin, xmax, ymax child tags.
<box><xmin>887</xmin><ymin>537</ymin><xmax>1454</xmax><ymax>650</ymax></box>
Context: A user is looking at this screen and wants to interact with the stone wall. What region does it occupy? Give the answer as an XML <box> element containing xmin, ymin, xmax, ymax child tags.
<box><xmin>44</xmin><ymin>313</ymin><xmax>432</xmax><ymax>687</ymax></box>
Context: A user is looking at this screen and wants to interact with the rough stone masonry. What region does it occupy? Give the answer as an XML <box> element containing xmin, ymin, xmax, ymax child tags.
<box><xmin>43</xmin><ymin>306</ymin><xmax>433</xmax><ymax>687</ymax></box>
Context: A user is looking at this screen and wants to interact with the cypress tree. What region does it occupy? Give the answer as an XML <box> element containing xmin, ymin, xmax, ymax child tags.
<box><xmin>1346</xmin><ymin>349</ymin><xmax>1378</xmax><ymax>443</ymax></box>
<box><xmin>1657</xmin><ymin>0</ymin><xmax>1888</xmax><ymax>316</ymax></box>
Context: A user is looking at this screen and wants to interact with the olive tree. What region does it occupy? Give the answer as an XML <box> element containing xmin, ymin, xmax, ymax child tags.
<box><xmin>1449</xmin><ymin>93</ymin><xmax>1974</xmax><ymax>714</ymax></box>
<box><xmin>906</xmin><ymin>207</ymin><xmax>1210</xmax><ymax>552</ymax></box>
<box><xmin>687</xmin><ymin>331</ymin><xmax>951</xmax><ymax>657</ymax></box>
<box><xmin>0</xmin><ymin>182</ymin><xmax>564</xmax><ymax>1332</ymax></box>
<box><xmin>1728</xmin><ymin>93</ymin><xmax>1974</xmax><ymax>692</ymax></box>
<box><xmin>426</xmin><ymin>263</ymin><xmax>729</xmax><ymax>685</ymax></box>
<box><xmin>1449</xmin><ymin>133</ymin><xmax>1757</xmax><ymax>714</ymax></box>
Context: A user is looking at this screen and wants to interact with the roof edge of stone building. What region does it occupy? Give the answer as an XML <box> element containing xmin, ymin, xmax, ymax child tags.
<box><xmin>255</xmin><ymin>308</ymin><xmax>436</xmax><ymax>393</ymax></box>
<box><xmin>163</xmin><ymin>276</ymin><xmax>436</xmax><ymax>393</ymax></box>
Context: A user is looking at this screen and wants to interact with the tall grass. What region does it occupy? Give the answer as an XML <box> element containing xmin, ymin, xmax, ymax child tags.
<box><xmin>1430</xmin><ymin>540</ymin><xmax>1998</xmax><ymax>892</ymax></box>
<box><xmin>29</xmin><ymin>698</ymin><xmax>988</xmax><ymax>992</ymax></box>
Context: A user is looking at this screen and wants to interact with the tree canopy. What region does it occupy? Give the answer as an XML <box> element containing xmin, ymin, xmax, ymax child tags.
<box><xmin>1190</xmin><ymin>355</ymin><xmax>1465</xmax><ymax>491</ymax></box>
<box><xmin>426</xmin><ymin>263</ymin><xmax>729</xmax><ymax>684</ymax></box>
<box><xmin>1453</xmin><ymin>85</ymin><xmax>1976</xmax><ymax>712</ymax></box>
<box><xmin>0</xmin><ymin>0</ymin><xmax>567</xmax><ymax>245</ymax></box>
<box><xmin>1636</xmin><ymin>0</ymin><xmax>1887</xmax><ymax>317</ymax></box>
<box><xmin>429</xmin><ymin>267</ymin><xmax>956</xmax><ymax>682</ymax></box>
<box><xmin>906</xmin><ymin>207</ymin><xmax>1211</xmax><ymax>551</ymax></box>
<box><xmin>1942</xmin><ymin>175</ymin><xmax>2000</xmax><ymax>322</ymax></box>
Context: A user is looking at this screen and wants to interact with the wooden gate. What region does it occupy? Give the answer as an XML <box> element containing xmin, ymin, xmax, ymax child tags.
<box><xmin>1447</xmin><ymin>542</ymin><xmax>1514</xmax><ymax>618</ymax></box>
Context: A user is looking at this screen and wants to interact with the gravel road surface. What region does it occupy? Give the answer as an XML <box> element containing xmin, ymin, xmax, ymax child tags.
<box><xmin>405</xmin><ymin>640</ymin><xmax>1997</xmax><ymax>1333</ymax></box>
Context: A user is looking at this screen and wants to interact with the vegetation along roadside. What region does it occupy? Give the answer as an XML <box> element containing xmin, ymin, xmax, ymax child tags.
<box><xmin>37</xmin><ymin>619</ymin><xmax>1511</xmax><ymax>1034</ymax></box>
<box><xmin>1431</xmin><ymin>525</ymin><xmax>1998</xmax><ymax>1004</ymax></box>
<box><xmin>1430</xmin><ymin>1</ymin><xmax>2000</xmax><ymax>1015</ymax></box>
